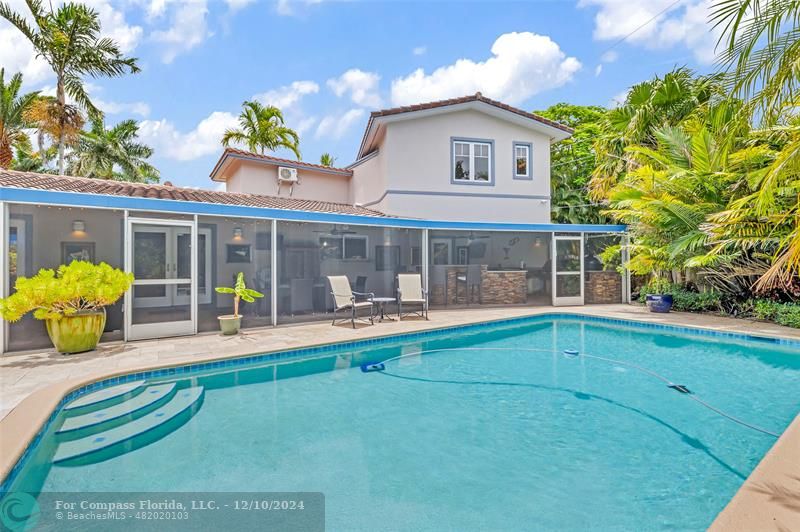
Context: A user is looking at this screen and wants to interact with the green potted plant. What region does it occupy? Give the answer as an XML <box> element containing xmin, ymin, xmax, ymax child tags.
<box><xmin>215</xmin><ymin>272</ymin><xmax>264</xmax><ymax>335</ymax></box>
<box><xmin>0</xmin><ymin>261</ymin><xmax>134</xmax><ymax>354</ymax></box>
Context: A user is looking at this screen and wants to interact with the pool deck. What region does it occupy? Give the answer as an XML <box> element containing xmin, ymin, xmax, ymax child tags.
<box><xmin>1</xmin><ymin>303</ymin><xmax>799</xmax><ymax>529</ymax></box>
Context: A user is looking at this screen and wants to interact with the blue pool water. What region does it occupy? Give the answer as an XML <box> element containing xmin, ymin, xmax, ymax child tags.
<box><xmin>6</xmin><ymin>317</ymin><xmax>800</xmax><ymax>530</ymax></box>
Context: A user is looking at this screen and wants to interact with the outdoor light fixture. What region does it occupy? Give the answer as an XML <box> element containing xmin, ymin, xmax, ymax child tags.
<box><xmin>233</xmin><ymin>227</ymin><xmax>243</xmax><ymax>240</ymax></box>
<box><xmin>534</xmin><ymin>237</ymin><xmax>542</xmax><ymax>248</ymax></box>
<box><xmin>72</xmin><ymin>220</ymin><xmax>86</xmax><ymax>233</ymax></box>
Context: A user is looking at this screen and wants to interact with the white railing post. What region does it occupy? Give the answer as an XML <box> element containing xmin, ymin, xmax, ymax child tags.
<box><xmin>271</xmin><ymin>219</ymin><xmax>278</xmax><ymax>327</ymax></box>
<box><xmin>421</xmin><ymin>229</ymin><xmax>429</xmax><ymax>293</ymax></box>
<box><xmin>0</xmin><ymin>202</ymin><xmax>7</xmax><ymax>354</ymax></box>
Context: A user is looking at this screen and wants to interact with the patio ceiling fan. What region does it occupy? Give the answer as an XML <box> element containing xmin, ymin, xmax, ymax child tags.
<box><xmin>313</xmin><ymin>225</ymin><xmax>357</xmax><ymax>235</ymax></box>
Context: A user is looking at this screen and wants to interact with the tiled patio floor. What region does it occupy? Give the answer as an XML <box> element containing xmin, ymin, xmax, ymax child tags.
<box><xmin>1</xmin><ymin>303</ymin><xmax>798</xmax><ymax>530</ymax></box>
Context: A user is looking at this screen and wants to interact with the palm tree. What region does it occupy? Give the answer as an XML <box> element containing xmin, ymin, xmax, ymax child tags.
<box><xmin>24</xmin><ymin>95</ymin><xmax>84</xmax><ymax>170</ymax></box>
<box><xmin>590</xmin><ymin>68</ymin><xmax>724</xmax><ymax>199</ymax></box>
<box><xmin>712</xmin><ymin>0</ymin><xmax>800</xmax><ymax>124</ymax></box>
<box><xmin>68</xmin><ymin>117</ymin><xmax>159</xmax><ymax>183</ymax></box>
<box><xmin>222</xmin><ymin>101</ymin><xmax>301</xmax><ymax>159</ymax></box>
<box><xmin>0</xmin><ymin>0</ymin><xmax>140</xmax><ymax>175</ymax></box>
<box><xmin>12</xmin><ymin>148</ymin><xmax>47</xmax><ymax>172</ymax></box>
<box><xmin>708</xmin><ymin>1</ymin><xmax>800</xmax><ymax>289</ymax></box>
<box><xmin>0</xmin><ymin>69</ymin><xmax>38</xmax><ymax>169</ymax></box>
<box><xmin>319</xmin><ymin>152</ymin><xmax>336</xmax><ymax>167</ymax></box>
<box><xmin>604</xmin><ymin>102</ymin><xmax>765</xmax><ymax>279</ymax></box>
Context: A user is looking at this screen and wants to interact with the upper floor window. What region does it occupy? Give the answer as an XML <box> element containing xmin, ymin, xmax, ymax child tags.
<box><xmin>514</xmin><ymin>142</ymin><xmax>532</xmax><ymax>179</ymax></box>
<box><xmin>452</xmin><ymin>139</ymin><xmax>492</xmax><ymax>183</ymax></box>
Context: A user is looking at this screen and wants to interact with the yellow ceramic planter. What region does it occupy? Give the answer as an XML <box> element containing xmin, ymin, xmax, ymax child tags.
<box><xmin>45</xmin><ymin>309</ymin><xmax>107</xmax><ymax>354</ymax></box>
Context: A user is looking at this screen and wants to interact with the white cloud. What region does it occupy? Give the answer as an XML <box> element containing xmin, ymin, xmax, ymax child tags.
<box><xmin>579</xmin><ymin>0</ymin><xmax>720</xmax><ymax>64</ymax></box>
<box><xmin>327</xmin><ymin>69</ymin><xmax>382</xmax><ymax>108</ymax></box>
<box><xmin>151</xmin><ymin>0</ymin><xmax>210</xmax><ymax>64</ymax></box>
<box><xmin>295</xmin><ymin>116</ymin><xmax>317</xmax><ymax>136</ymax></box>
<box><xmin>0</xmin><ymin>27</ymin><xmax>51</xmax><ymax>85</ymax></box>
<box><xmin>253</xmin><ymin>81</ymin><xmax>319</xmax><ymax>110</ymax></box>
<box><xmin>83</xmin><ymin>0</ymin><xmax>143</xmax><ymax>54</ymax></box>
<box><xmin>390</xmin><ymin>32</ymin><xmax>581</xmax><ymax>107</ymax></box>
<box><xmin>314</xmin><ymin>109</ymin><xmax>365</xmax><ymax>140</ymax></box>
<box><xmin>595</xmin><ymin>64</ymin><xmax>603</xmax><ymax>76</ymax></box>
<box><xmin>38</xmin><ymin>83</ymin><xmax>150</xmax><ymax>117</ymax></box>
<box><xmin>225</xmin><ymin>0</ymin><xmax>255</xmax><ymax>12</ymax></box>
<box><xmin>413</xmin><ymin>46</ymin><xmax>427</xmax><ymax>56</ymax></box>
<box><xmin>138</xmin><ymin>111</ymin><xmax>238</xmax><ymax>161</ymax></box>
<box><xmin>275</xmin><ymin>0</ymin><xmax>323</xmax><ymax>16</ymax></box>
<box><xmin>0</xmin><ymin>0</ymin><xmax>141</xmax><ymax>86</ymax></box>
<box><xmin>94</xmin><ymin>98</ymin><xmax>151</xmax><ymax>117</ymax></box>
<box><xmin>600</xmin><ymin>50</ymin><xmax>618</xmax><ymax>63</ymax></box>
<box><xmin>610</xmin><ymin>89</ymin><xmax>629</xmax><ymax>108</ymax></box>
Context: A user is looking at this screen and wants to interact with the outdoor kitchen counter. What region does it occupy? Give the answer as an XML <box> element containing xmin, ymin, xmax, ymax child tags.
<box><xmin>480</xmin><ymin>267</ymin><xmax>527</xmax><ymax>304</ymax></box>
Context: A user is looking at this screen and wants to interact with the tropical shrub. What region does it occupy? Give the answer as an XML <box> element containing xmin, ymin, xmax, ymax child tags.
<box><xmin>751</xmin><ymin>299</ymin><xmax>800</xmax><ymax>328</ymax></box>
<box><xmin>637</xmin><ymin>280</ymin><xmax>724</xmax><ymax>312</ymax></box>
<box><xmin>0</xmin><ymin>261</ymin><xmax>133</xmax><ymax>321</ymax></box>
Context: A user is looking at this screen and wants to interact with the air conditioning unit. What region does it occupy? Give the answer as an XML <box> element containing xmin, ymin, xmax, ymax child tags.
<box><xmin>276</xmin><ymin>166</ymin><xmax>299</xmax><ymax>195</ymax></box>
<box><xmin>278</xmin><ymin>167</ymin><xmax>298</xmax><ymax>183</ymax></box>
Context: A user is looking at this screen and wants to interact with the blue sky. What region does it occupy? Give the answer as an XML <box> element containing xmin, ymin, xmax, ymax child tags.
<box><xmin>1</xmin><ymin>0</ymin><xmax>719</xmax><ymax>189</ymax></box>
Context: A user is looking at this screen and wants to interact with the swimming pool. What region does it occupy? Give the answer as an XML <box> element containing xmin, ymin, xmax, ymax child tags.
<box><xmin>4</xmin><ymin>315</ymin><xmax>800</xmax><ymax>530</ymax></box>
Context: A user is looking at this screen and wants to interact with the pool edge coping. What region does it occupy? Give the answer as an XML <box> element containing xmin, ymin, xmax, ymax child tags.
<box><xmin>1</xmin><ymin>307</ymin><xmax>799</xmax><ymax>530</ymax></box>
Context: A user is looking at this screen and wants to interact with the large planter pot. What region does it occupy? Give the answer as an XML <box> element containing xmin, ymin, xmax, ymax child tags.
<box><xmin>646</xmin><ymin>294</ymin><xmax>673</xmax><ymax>313</ymax></box>
<box><xmin>46</xmin><ymin>309</ymin><xmax>106</xmax><ymax>354</ymax></box>
<box><xmin>218</xmin><ymin>315</ymin><xmax>241</xmax><ymax>335</ymax></box>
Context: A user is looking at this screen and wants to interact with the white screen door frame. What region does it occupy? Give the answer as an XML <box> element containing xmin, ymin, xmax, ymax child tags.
<box><xmin>552</xmin><ymin>234</ymin><xmax>584</xmax><ymax>306</ymax></box>
<box><xmin>125</xmin><ymin>216</ymin><xmax>197</xmax><ymax>341</ymax></box>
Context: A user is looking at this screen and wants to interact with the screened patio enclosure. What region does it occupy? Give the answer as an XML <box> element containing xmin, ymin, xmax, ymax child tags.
<box><xmin>0</xmin><ymin>185</ymin><xmax>627</xmax><ymax>354</ymax></box>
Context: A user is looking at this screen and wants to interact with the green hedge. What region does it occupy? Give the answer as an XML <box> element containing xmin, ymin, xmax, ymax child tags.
<box><xmin>637</xmin><ymin>280</ymin><xmax>800</xmax><ymax>328</ymax></box>
<box><xmin>637</xmin><ymin>281</ymin><xmax>723</xmax><ymax>312</ymax></box>
<box><xmin>751</xmin><ymin>299</ymin><xmax>800</xmax><ymax>328</ymax></box>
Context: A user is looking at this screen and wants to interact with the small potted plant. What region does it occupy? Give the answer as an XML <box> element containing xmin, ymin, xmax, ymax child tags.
<box><xmin>215</xmin><ymin>272</ymin><xmax>264</xmax><ymax>335</ymax></box>
<box><xmin>645</xmin><ymin>277</ymin><xmax>674</xmax><ymax>313</ymax></box>
<box><xmin>0</xmin><ymin>261</ymin><xmax>133</xmax><ymax>354</ymax></box>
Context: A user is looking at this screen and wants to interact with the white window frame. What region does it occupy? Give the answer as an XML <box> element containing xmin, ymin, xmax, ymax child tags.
<box><xmin>514</xmin><ymin>144</ymin><xmax>531</xmax><ymax>178</ymax></box>
<box><xmin>451</xmin><ymin>138</ymin><xmax>494</xmax><ymax>184</ymax></box>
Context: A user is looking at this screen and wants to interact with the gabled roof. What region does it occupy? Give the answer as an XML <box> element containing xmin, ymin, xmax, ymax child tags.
<box><xmin>210</xmin><ymin>148</ymin><xmax>353</xmax><ymax>182</ymax></box>
<box><xmin>0</xmin><ymin>169</ymin><xmax>389</xmax><ymax>217</ymax></box>
<box><xmin>358</xmin><ymin>93</ymin><xmax>574</xmax><ymax>158</ymax></box>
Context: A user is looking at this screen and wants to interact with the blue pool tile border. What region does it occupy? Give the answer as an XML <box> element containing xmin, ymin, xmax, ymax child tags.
<box><xmin>3</xmin><ymin>311</ymin><xmax>800</xmax><ymax>492</ymax></box>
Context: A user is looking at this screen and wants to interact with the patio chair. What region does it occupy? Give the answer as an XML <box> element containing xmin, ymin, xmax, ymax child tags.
<box><xmin>397</xmin><ymin>273</ymin><xmax>429</xmax><ymax>320</ymax></box>
<box><xmin>327</xmin><ymin>275</ymin><xmax>374</xmax><ymax>328</ymax></box>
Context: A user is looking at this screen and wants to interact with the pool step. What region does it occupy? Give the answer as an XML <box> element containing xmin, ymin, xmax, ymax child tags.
<box><xmin>57</xmin><ymin>383</ymin><xmax>176</xmax><ymax>434</ymax></box>
<box><xmin>53</xmin><ymin>386</ymin><xmax>204</xmax><ymax>465</ymax></box>
<box><xmin>64</xmin><ymin>380</ymin><xmax>146</xmax><ymax>412</ymax></box>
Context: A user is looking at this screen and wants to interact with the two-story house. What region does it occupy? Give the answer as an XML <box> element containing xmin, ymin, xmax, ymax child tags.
<box><xmin>210</xmin><ymin>93</ymin><xmax>571</xmax><ymax>223</ymax></box>
<box><xmin>0</xmin><ymin>94</ymin><xmax>626</xmax><ymax>353</ymax></box>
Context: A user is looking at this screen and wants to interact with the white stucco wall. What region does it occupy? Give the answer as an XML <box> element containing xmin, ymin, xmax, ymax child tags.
<box><xmin>349</xmin><ymin>150</ymin><xmax>387</xmax><ymax>209</ymax></box>
<box><xmin>377</xmin><ymin>109</ymin><xmax>553</xmax><ymax>223</ymax></box>
<box><xmin>224</xmin><ymin>160</ymin><xmax>351</xmax><ymax>204</ymax></box>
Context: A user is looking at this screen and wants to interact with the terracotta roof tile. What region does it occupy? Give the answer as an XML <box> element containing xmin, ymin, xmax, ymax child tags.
<box><xmin>210</xmin><ymin>148</ymin><xmax>353</xmax><ymax>180</ymax></box>
<box><xmin>358</xmin><ymin>93</ymin><xmax>574</xmax><ymax>158</ymax></box>
<box><xmin>369</xmin><ymin>93</ymin><xmax>574</xmax><ymax>134</ymax></box>
<box><xmin>0</xmin><ymin>169</ymin><xmax>390</xmax><ymax>218</ymax></box>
